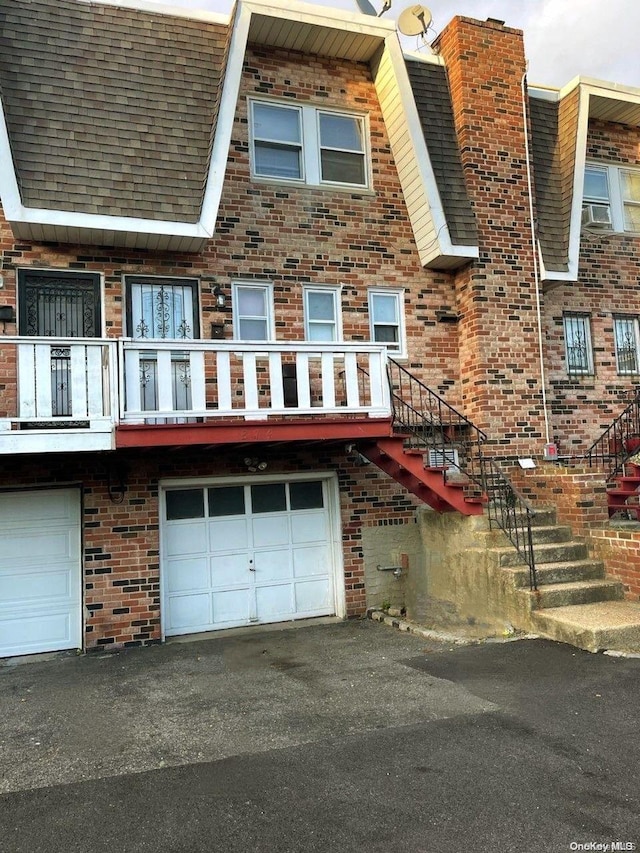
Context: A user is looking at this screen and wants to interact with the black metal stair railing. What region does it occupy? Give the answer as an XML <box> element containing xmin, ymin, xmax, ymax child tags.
<box><xmin>584</xmin><ymin>389</ymin><xmax>640</xmax><ymax>479</ymax></box>
<box><xmin>484</xmin><ymin>458</ymin><xmax>538</xmax><ymax>591</ymax></box>
<box><xmin>386</xmin><ymin>359</ymin><xmax>487</xmax><ymax>490</ymax></box>
<box><xmin>385</xmin><ymin>359</ymin><xmax>538</xmax><ymax>589</ymax></box>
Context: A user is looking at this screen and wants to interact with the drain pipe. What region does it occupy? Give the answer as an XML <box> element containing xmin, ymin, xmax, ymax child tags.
<box><xmin>522</xmin><ymin>69</ymin><xmax>551</xmax><ymax>448</ymax></box>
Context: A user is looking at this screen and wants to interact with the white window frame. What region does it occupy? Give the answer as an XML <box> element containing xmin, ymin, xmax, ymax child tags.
<box><xmin>232</xmin><ymin>282</ymin><xmax>275</xmax><ymax>342</ymax></box>
<box><xmin>583</xmin><ymin>162</ymin><xmax>640</xmax><ymax>233</ymax></box>
<box><xmin>249</xmin><ymin>99</ymin><xmax>370</xmax><ymax>190</ymax></box>
<box><xmin>303</xmin><ymin>285</ymin><xmax>343</xmax><ymax>343</ymax></box>
<box><xmin>368</xmin><ymin>288</ymin><xmax>406</xmax><ymax>359</ymax></box>
<box><xmin>613</xmin><ymin>315</ymin><xmax>640</xmax><ymax>375</ymax></box>
<box><xmin>563</xmin><ymin>313</ymin><xmax>594</xmax><ymax>376</ymax></box>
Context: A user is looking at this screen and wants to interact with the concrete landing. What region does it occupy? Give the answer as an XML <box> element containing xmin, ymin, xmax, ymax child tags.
<box><xmin>532</xmin><ymin>600</ymin><xmax>640</xmax><ymax>653</ymax></box>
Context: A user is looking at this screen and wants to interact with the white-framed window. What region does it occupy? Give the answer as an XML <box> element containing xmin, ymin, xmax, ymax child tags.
<box><xmin>250</xmin><ymin>100</ymin><xmax>369</xmax><ymax>189</ymax></box>
<box><xmin>582</xmin><ymin>163</ymin><xmax>640</xmax><ymax>232</ymax></box>
<box><xmin>563</xmin><ymin>313</ymin><xmax>593</xmax><ymax>375</ymax></box>
<box><xmin>613</xmin><ymin>315</ymin><xmax>640</xmax><ymax>375</ymax></box>
<box><xmin>303</xmin><ymin>286</ymin><xmax>342</xmax><ymax>342</ymax></box>
<box><xmin>368</xmin><ymin>289</ymin><xmax>406</xmax><ymax>357</ymax></box>
<box><xmin>232</xmin><ymin>283</ymin><xmax>275</xmax><ymax>341</ymax></box>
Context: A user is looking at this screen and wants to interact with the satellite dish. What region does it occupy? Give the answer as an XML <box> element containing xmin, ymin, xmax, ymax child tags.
<box><xmin>397</xmin><ymin>4</ymin><xmax>432</xmax><ymax>36</ymax></box>
<box><xmin>355</xmin><ymin>0</ymin><xmax>378</xmax><ymax>15</ymax></box>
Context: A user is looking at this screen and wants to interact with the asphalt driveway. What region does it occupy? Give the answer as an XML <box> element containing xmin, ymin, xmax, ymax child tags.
<box><xmin>1</xmin><ymin>619</ymin><xmax>639</xmax><ymax>852</ymax></box>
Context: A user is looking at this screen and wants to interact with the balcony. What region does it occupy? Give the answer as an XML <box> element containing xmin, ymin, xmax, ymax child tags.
<box><xmin>0</xmin><ymin>338</ymin><xmax>393</xmax><ymax>454</ymax></box>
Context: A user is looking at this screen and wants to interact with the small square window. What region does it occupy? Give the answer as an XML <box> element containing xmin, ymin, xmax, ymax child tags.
<box><xmin>563</xmin><ymin>314</ymin><xmax>593</xmax><ymax>375</ymax></box>
<box><xmin>251</xmin><ymin>483</ymin><xmax>286</xmax><ymax>514</ymax></box>
<box><xmin>165</xmin><ymin>489</ymin><xmax>204</xmax><ymax>520</ymax></box>
<box><xmin>208</xmin><ymin>486</ymin><xmax>246</xmax><ymax>517</ymax></box>
<box><xmin>289</xmin><ymin>480</ymin><xmax>324</xmax><ymax>510</ymax></box>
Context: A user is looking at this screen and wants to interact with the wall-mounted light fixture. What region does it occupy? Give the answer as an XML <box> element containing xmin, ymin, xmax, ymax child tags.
<box><xmin>213</xmin><ymin>285</ymin><xmax>226</xmax><ymax>309</ymax></box>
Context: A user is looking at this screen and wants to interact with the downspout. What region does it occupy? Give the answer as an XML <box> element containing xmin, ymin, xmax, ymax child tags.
<box><xmin>522</xmin><ymin>69</ymin><xmax>551</xmax><ymax>447</ymax></box>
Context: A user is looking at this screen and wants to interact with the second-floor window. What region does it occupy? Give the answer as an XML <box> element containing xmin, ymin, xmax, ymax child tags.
<box><xmin>303</xmin><ymin>286</ymin><xmax>342</xmax><ymax>342</ymax></box>
<box><xmin>583</xmin><ymin>163</ymin><xmax>640</xmax><ymax>232</ymax></box>
<box><xmin>368</xmin><ymin>289</ymin><xmax>406</xmax><ymax>358</ymax></box>
<box><xmin>250</xmin><ymin>100</ymin><xmax>368</xmax><ymax>189</ymax></box>
<box><xmin>613</xmin><ymin>315</ymin><xmax>640</xmax><ymax>375</ymax></box>
<box><xmin>232</xmin><ymin>283</ymin><xmax>274</xmax><ymax>341</ymax></box>
<box><xmin>563</xmin><ymin>313</ymin><xmax>593</xmax><ymax>375</ymax></box>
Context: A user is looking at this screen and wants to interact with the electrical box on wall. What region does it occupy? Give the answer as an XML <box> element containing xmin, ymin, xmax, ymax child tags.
<box><xmin>210</xmin><ymin>322</ymin><xmax>225</xmax><ymax>340</ymax></box>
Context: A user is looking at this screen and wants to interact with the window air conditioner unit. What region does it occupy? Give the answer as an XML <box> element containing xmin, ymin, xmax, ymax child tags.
<box><xmin>427</xmin><ymin>448</ymin><xmax>460</xmax><ymax>470</ymax></box>
<box><xmin>581</xmin><ymin>203</ymin><xmax>612</xmax><ymax>228</ymax></box>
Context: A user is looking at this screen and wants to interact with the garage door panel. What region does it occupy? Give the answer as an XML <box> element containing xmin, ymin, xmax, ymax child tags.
<box><xmin>0</xmin><ymin>569</ymin><xmax>73</xmax><ymax>604</ymax></box>
<box><xmin>208</xmin><ymin>518</ymin><xmax>248</xmax><ymax>551</ymax></box>
<box><xmin>0</xmin><ymin>488</ymin><xmax>81</xmax><ymax>658</ymax></box>
<box><xmin>168</xmin><ymin>593</ymin><xmax>211</xmax><ymax>631</ymax></box>
<box><xmin>0</xmin><ymin>531</ymin><xmax>75</xmax><ymax>566</ymax></box>
<box><xmin>213</xmin><ymin>588</ymin><xmax>250</xmax><ymax>624</ymax></box>
<box><xmin>210</xmin><ymin>553</ymin><xmax>250</xmax><ymax>586</ymax></box>
<box><xmin>294</xmin><ymin>578</ymin><xmax>331</xmax><ymax>613</ymax></box>
<box><xmin>254</xmin><ymin>548</ymin><xmax>292</xmax><ymax>581</ymax></box>
<box><xmin>165</xmin><ymin>557</ymin><xmax>209</xmax><ymax>593</ymax></box>
<box><xmin>165</xmin><ymin>521</ymin><xmax>207</xmax><ymax>557</ymax></box>
<box><xmin>292</xmin><ymin>545</ymin><xmax>330</xmax><ymax>578</ymax></box>
<box><xmin>0</xmin><ymin>490</ymin><xmax>76</xmax><ymax>525</ymax></box>
<box><xmin>252</xmin><ymin>515</ymin><xmax>289</xmax><ymax>548</ymax></box>
<box><xmin>255</xmin><ymin>583</ymin><xmax>294</xmax><ymax>620</ymax></box>
<box><xmin>0</xmin><ymin>610</ymin><xmax>75</xmax><ymax>656</ymax></box>
<box><xmin>290</xmin><ymin>512</ymin><xmax>327</xmax><ymax>545</ymax></box>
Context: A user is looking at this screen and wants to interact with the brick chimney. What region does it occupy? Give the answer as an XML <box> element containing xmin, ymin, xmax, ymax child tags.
<box><xmin>434</xmin><ymin>17</ymin><xmax>547</xmax><ymax>454</ymax></box>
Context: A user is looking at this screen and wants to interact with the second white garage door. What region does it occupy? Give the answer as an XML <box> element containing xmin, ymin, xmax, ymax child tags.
<box><xmin>162</xmin><ymin>476</ymin><xmax>340</xmax><ymax>636</ymax></box>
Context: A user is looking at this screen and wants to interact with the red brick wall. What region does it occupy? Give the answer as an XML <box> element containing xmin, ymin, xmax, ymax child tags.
<box><xmin>434</xmin><ymin>18</ymin><xmax>547</xmax><ymax>455</ymax></box>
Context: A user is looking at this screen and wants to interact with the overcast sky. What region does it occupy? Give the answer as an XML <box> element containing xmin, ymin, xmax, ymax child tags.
<box><xmin>161</xmin><ymin>0</ymin><xmax>640</xmax><ymax>89</ymax></box>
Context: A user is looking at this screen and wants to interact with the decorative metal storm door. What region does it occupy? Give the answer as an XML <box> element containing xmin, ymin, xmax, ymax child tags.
<box><xmin>17</xmin><ymin>270</ymin><xmax>102</xmax><ymax>418</ymax></box>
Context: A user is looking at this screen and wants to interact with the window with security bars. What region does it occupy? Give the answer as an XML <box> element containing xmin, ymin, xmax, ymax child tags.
<box><xmin>613</xmin><ymin>316</ymin><xmax>640</xmax><ymax>375</ymax></box>
<box><xmin>563</xmin><ymin>314</ymin><xmax>593</xmax><ymax>375</ymax></box>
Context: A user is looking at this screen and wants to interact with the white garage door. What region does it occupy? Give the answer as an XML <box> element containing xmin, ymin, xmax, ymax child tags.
<box><xmin>162</xmin><ymin>478</ymin><xmax>338</xmax><ymax>636</ymax></box>
<box><xmin>0</xmin><ymin>488</ymin><xmax>82</xmax><ymax>657</ymax></box>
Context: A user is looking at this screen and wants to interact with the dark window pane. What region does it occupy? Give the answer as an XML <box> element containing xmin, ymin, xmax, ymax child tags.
<box><xmin>166</xmin><ymin>489</ymin><xmax>204</xmax><ymax>520</ymax></box>
<box><xmin>251</xmin><ymin>483</ymin><xmax>286</xmax><ymax>513</ymax></box>
<box><xmin>208</xmin><ymin>486</ymin><xmax>246</xmax><ymax>517</ymax></box>
<box><xmin>374</xmin><ymin>325</ymin><xmax>399</xmax><ymax>343</ymax></box>
<box><xmin>290</xmin><ymin>481</ymin><xmax>324</xmax><ymax>510</ymax></box>
<box><xmin>320</xmin><ymin>150</ymin><xmax>365</xmax><ymax>185</ymax></box>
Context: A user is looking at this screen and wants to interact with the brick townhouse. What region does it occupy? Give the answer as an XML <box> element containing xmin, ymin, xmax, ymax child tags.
<box><xmin>1</xmin><ymin>0</ymin><xmax>640</xmax><ymax>657</ymax></box>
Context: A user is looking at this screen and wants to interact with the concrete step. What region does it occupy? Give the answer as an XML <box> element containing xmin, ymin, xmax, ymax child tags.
<box><xmin>529</xmin><ymin>525</ymin><xmax>574</xmax><ymax>545</ymax></box>
<box><xmin>523</xmin><ymin>579</ymin><xmax>624</xmax><ymax>610</ymax></box>
<box><xmin>532</xmin><ymin>601</ymin><xmax>640</xmax><ymax>653</ymax></box>
<box><xmin>488</xmin><ymin>506</ymin><xmax>557</xmax><ymax>528</ymax></box>
<box><xmin>505</xmin><ymin>559</ymin><xmax>606</xmax><ymax>589</ymax></box>
<box><xmin>498</xmin><ymin>540</ymin><xmax>588</xmax><ymax>567</ymax></box>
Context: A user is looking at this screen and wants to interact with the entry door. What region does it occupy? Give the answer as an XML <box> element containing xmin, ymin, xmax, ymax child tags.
<box><xmin>125</xmin><ymin>278</ymin><xmax>199</xmax><ymax>415</ymax></box>
<box><xmin>17</xmin><ymin>269</ymin><xmax>102</xmax><ymax>416</ymax></box>
<box><xmin>162</xmin><ymin>479</ymin><xmax>335</xmax><ymax>635</ymax></box>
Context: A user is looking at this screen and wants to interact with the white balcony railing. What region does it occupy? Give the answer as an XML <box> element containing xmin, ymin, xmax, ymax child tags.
<box><xmin>0</xmin><ymin>338</ymin><xmax>117</xmax><ymax>453</ymax></box>
<box><xmin>119</xmin><ymin>340</ymin><xmax>391</xmax><ymax>422</ymax></box>
<box><xmin>0</xmin><ymin>338</ymin><xmax>392</xmax><ymax>453</ymax></box>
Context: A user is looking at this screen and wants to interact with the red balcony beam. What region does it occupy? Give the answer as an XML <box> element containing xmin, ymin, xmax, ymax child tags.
<box><xmin>115</xmin><ymin>417</ymin><xmax>393</xmax><ymax>449</ymax></box>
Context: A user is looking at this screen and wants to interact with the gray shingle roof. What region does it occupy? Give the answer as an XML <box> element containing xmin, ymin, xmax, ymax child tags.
<box><xmin>529</xmin><ymin>89</ymin><xmax>579</xmax><ymax>273</ymax></box>
<box><xmin>0</xmin><ymin>0</ymin><xmax>228</xmax><ymax>222</ymax></box>
<box><xmin>405</xmin><ymin>59</ymin><xmax>477</xmax><ymax>247</ymax></box>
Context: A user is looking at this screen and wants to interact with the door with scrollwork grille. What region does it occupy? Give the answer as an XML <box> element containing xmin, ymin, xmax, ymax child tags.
<box><xmin>17</xmin><ymin>270</ymin><xmax>102</xmax><ymax>417</ymax></box>
<box><xmin>125</xmin><ymin>277</ymin><xmax>200</xmax><ymax>419</ymax></box>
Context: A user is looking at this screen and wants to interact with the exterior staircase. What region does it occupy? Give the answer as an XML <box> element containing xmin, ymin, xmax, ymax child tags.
<box><xmin>483</xmin><ymin>507</ymin><xmax>640</xmax><ymax>653</ymax></box>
